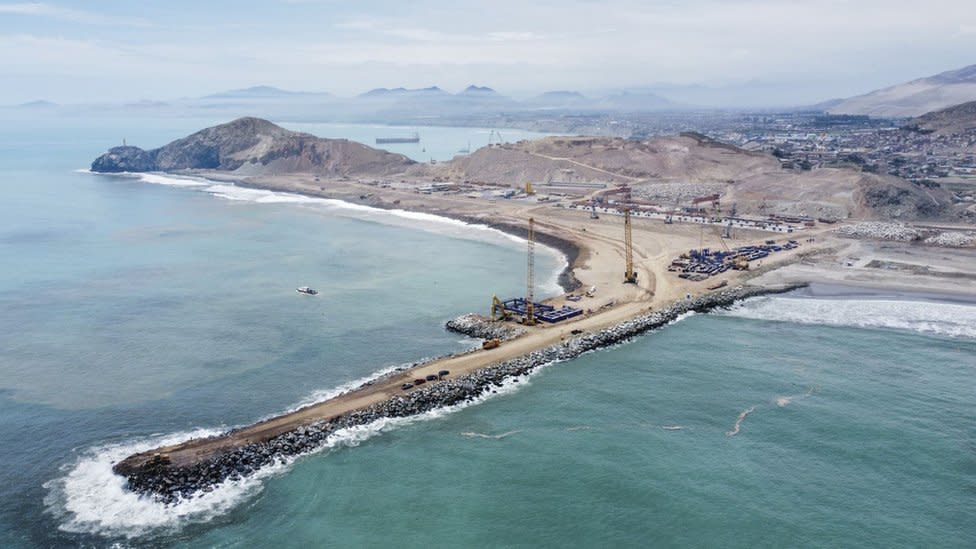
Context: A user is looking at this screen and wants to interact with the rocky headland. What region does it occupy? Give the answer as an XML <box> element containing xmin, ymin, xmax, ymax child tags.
<box><xmin>91</xmin><ymin>117</ymin><xmax>414</xmax><ymax>176</ymax></box>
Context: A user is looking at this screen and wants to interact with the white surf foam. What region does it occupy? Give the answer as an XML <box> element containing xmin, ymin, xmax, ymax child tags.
<box><xmin>89</xmin><ymin>170</ymin><xmax>566</xmax><ymax>296</ymax></box>
<box><xmin>281</xmin><ymin>360</ymin><xmax>422</xmax><ymax>415</ymax></box>
<box><xmin>774</xmin><ymin>386</ymin><xmax>817</xmax><ymax>408</ymax></box>
<box><xmin>199</xmin><ymin>183</ymin><xmax>567</xmax><ymax>294</ymax></box>
<box><xmin>46</xmin><ymin>358</ymin><xmax>557</xmax><ymax>539</ymax></box>
<box><xmin>719</xmin><ymin>296</ymin><xmax>976</xmax><ymax>340</ymax></box>
<box><xmin>726</xmin><ymin>406</ymin><xmax>756</xmax><ymax>437</ymax></box>
<box><xmin>460</xmin><ymin>430</ymin><xmax>522</xmax><ymax>439</ymax></box>
<box><xmin>93</xmin><ymin>171</ymin><xmax>213</xmax><ymax>188</ymax></box>
<box><xmin>44</xmin><ymin>428</ymin><xmax>279</xmax><ymax>539</ymax></box>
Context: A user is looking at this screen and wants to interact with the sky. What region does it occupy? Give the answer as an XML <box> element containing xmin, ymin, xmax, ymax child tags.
<box><xmin>1</xmin><ymin>0</ymin><xmax>975</xmax><ymax>106</ymax></box>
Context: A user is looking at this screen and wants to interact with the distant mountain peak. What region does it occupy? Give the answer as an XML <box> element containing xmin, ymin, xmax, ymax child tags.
<box><xmin>18</xmin><ymin>100</ymin><xmax>57</xmax><ymax>108</ymax></box>
<box><xmin>539</xmin><ymin>90</ymin><xmax>585</xmax><ymax>98</ymax></box>
<box><xmin>360</xmin><ymin>86</ymin><xmax>448</xmax><ymax>98</ymax></box>
<box><xmin>828</xmin><ymin>63</ymin><xmax>976</xmax><ymax>117</ymax></box>
<box><xmin>461</xmin><ymin>85</ymin><xmax>496</xmax><ymax>94</ymax></box>
<box><xmin>930</xmin><ymin>63</ymin><xmax>976</xmax><ymax>84</ymax></box>
<box><xmin>204</xmin><ymin>85</ymin><xmax>328</xmax><ymax>99</ymax></box>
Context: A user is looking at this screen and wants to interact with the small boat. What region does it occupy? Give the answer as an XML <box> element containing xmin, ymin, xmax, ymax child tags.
<box><xmin>296</xmin><ymin>286</ymin><xmax>318</xmax><ymax>296</ymax></box>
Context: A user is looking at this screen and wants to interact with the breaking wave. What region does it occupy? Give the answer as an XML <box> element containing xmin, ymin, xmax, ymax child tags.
<box><xmin>718</xmin><ymin>296</ymin><xmax>976</xmax><ymax>340</ymax></box>
<box><xmin>90</xmin><ymin>172</ymin><xmax>565</xmax><ymax>295</ymax></box>
<box><xmin>460</xmin><ymin>430</ymin><xmax>522</xmax><ymax>439</ymax></box>
<box><xmin>44</xmin><ymin>360</ymin><xmax>555</xmax><ymax>539</ymax></box>
<box><xmin>726</xmin><ymin>406</ymin><xmax>756</xmax><ymax>437</ymax></box>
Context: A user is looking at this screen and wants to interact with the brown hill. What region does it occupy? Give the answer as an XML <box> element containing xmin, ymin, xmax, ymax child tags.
<box><xmin>906</xmin><ymin>100</ymin><xmax>976</xmax><ymax>135</ymax></box>
<box><xmin>90</xmin><ymin>119</ymin><xmax>955</xmax><ymax>221</ymax></box>
<box><xmin>421</xmin><ymin>134</ymin><xmax>952</xmax><ymax>221</ymax></box>
<box><xmin>91</xmin><ymin>117</ymin><xmax>414</xmax><ymax>176</ymax></box>
<box><xmin>827</xmin><ymin>64</ymin><xmax>976</xmax><ymax>118</ymax></box>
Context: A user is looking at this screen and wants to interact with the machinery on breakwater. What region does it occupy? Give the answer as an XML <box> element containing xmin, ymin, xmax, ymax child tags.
<box><xmin>111</xmin><ymin>283</ymin><xmax>807</xmax><ymax>503</ymax></box>
<box><xmin>491</xmin><ymin>211</ymin><xmax>639</xmax><ymax>325</ymax></box>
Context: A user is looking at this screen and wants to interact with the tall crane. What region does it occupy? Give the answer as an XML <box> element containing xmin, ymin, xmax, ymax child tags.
<box><xmin>624</xmin><ymin>208</ymin><xmax>638</xmax><ymax>284</ymax></box>
<box><xmin>525</xmin><ymin>217</ymin><xmax>536</xmax><ymax>325</ymax></box>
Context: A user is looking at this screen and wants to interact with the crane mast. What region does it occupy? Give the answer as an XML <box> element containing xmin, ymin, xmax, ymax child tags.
<box><xmin>624</xmin><ymin>208</ymin><xmax>637</xmax><ymax>283</ymax></box>
<box><xmin>525</xmin><ymin>217</ymin><xmax>536</xmax><ymax>325</ymax></box>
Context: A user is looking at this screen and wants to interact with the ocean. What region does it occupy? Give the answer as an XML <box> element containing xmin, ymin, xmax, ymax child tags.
<box><xmin>0</xmin><ymin>115</ymin><xmax>973</xmax><ymax>548</ymax></box>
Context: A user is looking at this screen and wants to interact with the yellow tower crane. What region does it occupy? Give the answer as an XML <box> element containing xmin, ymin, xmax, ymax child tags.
<box><xmin>624</xmin><ymin>208</ymin><xmax>638</xmax><ymax>283</ymax></box>
<box><xmin>525</xmin><ymin>217</ymin><xmax>536</xmax><ymax>325</ymax></box>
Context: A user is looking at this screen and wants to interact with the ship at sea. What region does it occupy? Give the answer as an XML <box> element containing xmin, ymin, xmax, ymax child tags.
<box><xmin>376</xmin><ymin>132</ymin><xmax>420</xmax><ymax>144</ymax></box>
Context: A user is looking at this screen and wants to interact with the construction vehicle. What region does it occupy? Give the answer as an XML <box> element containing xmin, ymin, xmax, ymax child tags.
<box><xmin>623</xmin><ymin>208</ymin><xmax>638</xmax><ymax>283</ymax></box>
<box><xmin>490</xmin><ymin>295</ymin><xmax>510</xmax><ymax>320</ymax></box>
<box><xmin>665</xmin><ymin>198</ymin><xmax>679</xmax><ymax>224</ymax></box>
<box><xmin>525</xmin><ymin>182</ymin><xmax>535</xmax><ymax>195</ymax></box>
<box><xmin>482</xmin><ymin>338</ymin><xmax>501</xmax><ymax>350</ymax></box>
<box><xmin>715</xmin><ymin>224</ymin><xmax>749</xmax><ymax>270</ymax></box>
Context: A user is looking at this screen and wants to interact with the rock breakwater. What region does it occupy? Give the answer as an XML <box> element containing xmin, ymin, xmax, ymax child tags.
<box><xmin>445</xmin><ymin>314</ymin><xmax>526</xmax><ymax>341</ymax></box>
<box><xmin>116</xmin><ymin>283</ymin><xmax>804</xmax><ymax>503</ymax></box>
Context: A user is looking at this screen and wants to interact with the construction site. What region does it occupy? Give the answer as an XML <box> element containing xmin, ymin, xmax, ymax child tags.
<box><xmin>106</xmin><ymin>127</ymin><xmax>846</xmax><ymax>495</ymax></box>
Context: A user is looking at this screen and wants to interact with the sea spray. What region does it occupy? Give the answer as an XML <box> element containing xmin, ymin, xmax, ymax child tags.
<box><xmin>720</xmin><ymin>295</ymin><xmax>976</xmax><ymax>339</ymax></box>
<box><xmin>50</xmin><ymin>362</ymin><xmax>551</xmax><ymax>538</ymax></box>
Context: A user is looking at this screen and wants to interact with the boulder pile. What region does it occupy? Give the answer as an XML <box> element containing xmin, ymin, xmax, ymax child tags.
<box><xmin>445</xmin><ymin>314</ymin><xmax>526</xmax><ymax>341</ymax></box>
<box><xmin>837</xmin><ymin>222</ymin><xmax>921</xmax><ymax>241</ymax></box>
<box><xmin>923</xmin><ymin>231</ymin><xmax>976</xmax><ymax>247</ymax></box>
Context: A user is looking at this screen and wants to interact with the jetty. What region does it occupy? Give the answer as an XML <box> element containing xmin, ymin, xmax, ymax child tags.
<box><xmin>114</xmin><ymin>283</ymin><xmax>803</xmax><ymax>503</ymax></box>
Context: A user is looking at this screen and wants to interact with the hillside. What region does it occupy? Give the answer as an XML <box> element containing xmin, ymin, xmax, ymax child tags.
<box><xmin>828</xmin><ymin>64</ymin><xmax>976</xmax><ymax>118</ymax></box>
<box><xmin>91</xmin><ymin>117</ymin><xmax>415</xmax><ymax>176</ymax></box>
<box><xmin>90</xmin><ymin>118</ymin><xmax>955</xmax><ymax>221</ymax></box>
<box><xmin>420</xmin><ymin>134</ymin><xmax>954</xmax><ymax>221</ymax></box>
<box><xmin>906</xmin><ymin>100</ymin><xmax>976</xmax><ymax>135</ymax></box>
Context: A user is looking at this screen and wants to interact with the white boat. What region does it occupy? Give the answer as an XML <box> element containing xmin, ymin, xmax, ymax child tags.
<box><xmin>296</xmin><ymin>286</ymin><xmax>318</xmax><ymax>295</ymax></box>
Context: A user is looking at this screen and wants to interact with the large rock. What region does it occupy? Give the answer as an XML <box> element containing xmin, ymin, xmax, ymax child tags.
<box><xmin>90</xmin><ymin>117</ymin><xmax>415</xmax><ymax>176</ymax></box>
<box><xmin>90</xmin><ymin>146</ymin><xmax>158</xmax><ymax>172</ymax></box>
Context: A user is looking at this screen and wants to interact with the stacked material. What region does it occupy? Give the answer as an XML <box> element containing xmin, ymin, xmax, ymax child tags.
<box><xmin>633</xmin><ymin>182</ymin><xmax>725</xmax><ymax>204</ymax></box>
<box><xmin>837</xmin><ymin>222</ymin><xmax>921</xmax><ymax>241</ymax></box>
<box><xmin>923</xmin><ymin>231</ymin><xmax>976</xmax><ymax>247</ymax></box>
<box><xmin>445</xmin><ymin>314</ymin><xmax>526</xmax><ymax>341</ymax></box>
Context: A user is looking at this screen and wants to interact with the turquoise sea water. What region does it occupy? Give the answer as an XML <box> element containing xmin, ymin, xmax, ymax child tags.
<box><xmin>0</xmin><ymin>116</ymin><xmax>974</xmax><ymax>548</ymax></box>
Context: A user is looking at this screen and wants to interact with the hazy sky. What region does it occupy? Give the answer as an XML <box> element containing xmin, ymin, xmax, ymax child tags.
<box><xmin>1</xmin><ymin>0</ymin><xmax>975</xmax><ymax>106</ymax></box>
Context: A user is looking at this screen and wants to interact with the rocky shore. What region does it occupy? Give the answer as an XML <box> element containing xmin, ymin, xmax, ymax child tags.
<box><xmin>116</xmin><ymin>283</ymin><xmax>804</xmax><ymax>504</ymax></box>
<box><xmin>445</xmin><ymin>314</ymin><xmax>526</xmax><ymax>341</ymax></box>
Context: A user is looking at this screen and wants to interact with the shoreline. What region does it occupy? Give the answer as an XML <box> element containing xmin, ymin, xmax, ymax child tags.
<box><xmin>93</xmin><ymin>167</ymin><xmax>976</xmax><ymax>504</ymax></box>
<box><xmin>229</xmin><ymin>177</ymin><xmax>583</xmax><ymax>293</ymax></box>
<box><xmin>791</xmin><ymin>281</ymin><xmax>976</xmax><ymax>306</ymax></box>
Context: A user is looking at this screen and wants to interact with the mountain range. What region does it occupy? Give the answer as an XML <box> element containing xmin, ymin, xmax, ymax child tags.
<box><xmin>827</xmin><ymin>64</ymin><xmax>976</xmax><ymax>118</ymax></box>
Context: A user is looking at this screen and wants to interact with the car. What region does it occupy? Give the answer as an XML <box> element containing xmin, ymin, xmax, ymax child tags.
<box><xmin>401</xmin><ymin>383</ymin><xmax>413</xmax><ymax>391</ymax></box>
<box><xmin>438</xmin><ymin>370</ymin><xmax>450</xmax><ymax>378</ymax></box>
<box><xmin>425</xmin><ymin>374</ymin><xmax>438</xmax><ymax>382</ymax></box>
<box><xmin>413</xmin><ymin>378</ymin><xmax>426</xmax><ymax>385</ymax></box>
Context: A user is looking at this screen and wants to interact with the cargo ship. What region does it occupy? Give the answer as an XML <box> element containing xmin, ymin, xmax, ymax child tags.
<box><xmin>376</xmin><ymin>132</ymin><xmax>420</xmax><ymax>144</ymax></box>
